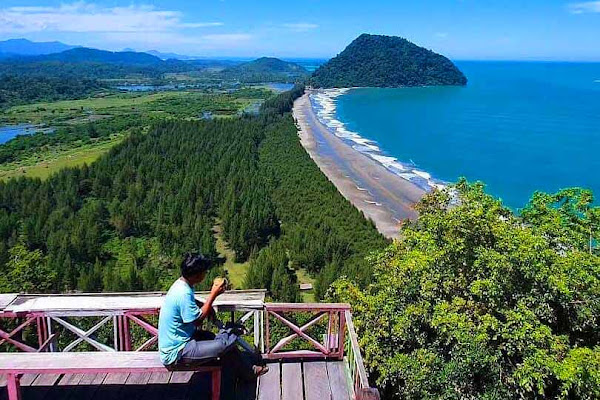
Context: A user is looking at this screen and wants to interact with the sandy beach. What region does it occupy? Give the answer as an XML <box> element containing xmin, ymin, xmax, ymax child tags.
<box><xmin>293</xmin><ymin>91</ymin><xmax>426</xmax><ymax>239</ymax></box>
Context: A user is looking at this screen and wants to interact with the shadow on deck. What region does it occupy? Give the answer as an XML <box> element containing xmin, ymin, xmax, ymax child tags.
<box><xmin>0</xmin><ymin>360</ymin><xmax>351</xmax><ymax>400</ymax></box>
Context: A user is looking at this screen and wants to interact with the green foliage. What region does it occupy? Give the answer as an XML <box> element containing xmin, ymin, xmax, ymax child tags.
<box><xmin>331</xmin><ymin>180</ymin><xmax>600</xmax><ymax>399</ymax></box>
<box><xmin>0</xmin><ymin>75</ymin><xmax>101</xmax><ymax>108</ymax></box>
<box><xmin>0</xmin><ymin>86</ymin><xmax>385</xmax><ymax>301</ymax></box>
<box><xmin>0</xmin><ymin>238</ymin><xmax>57</xmax><ymax>292</ymax></box>
<box><xmin>311</xmin><ymin>34</ymin><xmax>467</xmax><ymax>88</ymax></box>
<box><xmin>221</xmin><ymin>57</ymin><xmax>309</xmax><ymax>84</ymax></box>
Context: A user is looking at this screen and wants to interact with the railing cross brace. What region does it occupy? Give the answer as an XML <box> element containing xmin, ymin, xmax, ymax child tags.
<box><xmin>51</xmin><ymin>316</ymin><xmax>115</xmax><ymax>352</ymax></box>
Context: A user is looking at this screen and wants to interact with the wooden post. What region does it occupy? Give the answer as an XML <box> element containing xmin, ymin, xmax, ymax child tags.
<box><xmin>113</xmin><ymin>315</ymin><xmax>119</xmax><ymax>351</ymax></box>
<box><xmin>211</xmin><ymin>369</ymin><xmax>221</xmax><ymax>400</ymax></box>
<box><xmin>6</xmin><ymin>373</ymin><xmax>22</xmax><ymax>400</ymax></box>
<box><xmin>36</xmin><ymin>317</ymin><xmax>44</xmax><ymax>349</ymax></box>
<box><xmin>123</xmin><ymin>316</ymin><xmax>132</xmax><ymax>351</ymax></box>
<box><xmin>264</xmin><ymin>310</ymin><xmax>270</xmax><ymax>354</ymax></box>
<box><xmin>46</xmin><ymin>317</ymin><xmax>55</xmax><ymax>352</ymax></box>
<box><xmin>338</xmin><ymin>310</ymin><xmax>346</xmax><ymax>360</ymax></box>
<box><xmin>253</xmin><ymin>310</ymin><xmax>260</xmax><ymax>348</ymax></box>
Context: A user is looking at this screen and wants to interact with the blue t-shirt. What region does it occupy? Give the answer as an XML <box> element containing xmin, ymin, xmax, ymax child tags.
<box><xmin>158</xmin><ymin>279</ymin><xmax>202</xmax><ymax>365</ymax></box>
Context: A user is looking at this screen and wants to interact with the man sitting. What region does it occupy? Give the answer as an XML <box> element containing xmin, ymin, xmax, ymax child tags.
<box><xmin>158</xmin><ymin>253</ymin><xmax>268</xmax><ymax>379</ymax></box>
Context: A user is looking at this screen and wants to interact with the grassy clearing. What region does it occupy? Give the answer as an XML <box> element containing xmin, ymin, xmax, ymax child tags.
<box><xmin>0</xmin><ymin>136</ymin><xmax>123</xmax><ymax>181</ymax></box>
<box><xmin>213</xmin><ymin>222</ymin><xmax>249</xmax><ymax>289</ymax></box>
<box><xmin>295</xmin><ymin>268</ymin><xmax>316</xmax><ymax>302</ymax></box>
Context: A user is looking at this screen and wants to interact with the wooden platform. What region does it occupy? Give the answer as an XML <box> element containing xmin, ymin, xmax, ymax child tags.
<box><xmin>257</xmin><ymin>361</ymin><xmax>351</xmax><ymax>400</ymax></box>
<box><xmin>0</xmin><ymin>361</ymin><xmax>352</xmax><ymax>400</ymax></box>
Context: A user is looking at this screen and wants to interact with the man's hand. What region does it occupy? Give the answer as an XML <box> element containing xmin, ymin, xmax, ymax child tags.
<box><xmin>211</xmin><ymin>277</ymin><xmax>227</xmax><ymax>296</ymax></box>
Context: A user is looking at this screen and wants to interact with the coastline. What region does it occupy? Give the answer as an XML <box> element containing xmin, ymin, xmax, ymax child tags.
<box><xmin>293</xmin><ymin>91</ymin><xmax>426</xmax><ymax>239</ymax></box>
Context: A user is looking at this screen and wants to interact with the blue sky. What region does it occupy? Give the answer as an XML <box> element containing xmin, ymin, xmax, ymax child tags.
<box><xmin>1</xmin><ymin>0</ymin><xmax>599</xmax><ymax>60</ymax></box>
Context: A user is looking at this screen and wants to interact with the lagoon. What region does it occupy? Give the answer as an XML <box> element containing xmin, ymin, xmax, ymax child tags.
<box><xmin>0</xmin><ymin>124</ymin><xmax>53</xmax><ymax>144</ymax></box>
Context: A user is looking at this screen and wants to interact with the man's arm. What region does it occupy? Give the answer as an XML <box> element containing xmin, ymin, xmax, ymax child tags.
<box><xmin>194</xmin><ymin>278</ymin><xmax>226</xmax><ymax>326</ymax></box>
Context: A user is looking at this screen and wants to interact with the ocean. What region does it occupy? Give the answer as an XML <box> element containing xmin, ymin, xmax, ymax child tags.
<box><xmin>317</xmin><ymin>61</ymin><xmax>600</xmax><ymax>210</ymax></box>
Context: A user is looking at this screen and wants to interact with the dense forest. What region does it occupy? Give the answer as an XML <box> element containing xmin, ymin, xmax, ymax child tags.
<box><xmin>311</xmin><ymin>34</ymin><xmax>467</xmax><ymax>88</ymax></box>
<box><xmin>332</xmin><ymin>182</ymin><xmax>600</xmax><ymax>399</ymax></box>
<box><xmin>0</xmin><ymin>75</ymin><xmax>101</xmax><ymax>108</ymax></box>
<box><xmin>220</xmin><ymin>57</ymin><xmax>309</xmax><ymax>84</ymax></box>
<box><xmin>0</xmin><ymin>86</ymin><xmax>386</xmax><ymax>301</ymax></box>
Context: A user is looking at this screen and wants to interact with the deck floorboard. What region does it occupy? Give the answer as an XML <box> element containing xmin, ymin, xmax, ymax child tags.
<box><xmin>281</xmin><ymin>363</ymin><xmax>303</xmax><ymax>400</ymax></box>
<box><xmin>1</xmin><ymin>360</ymin><xmax>353</xmax><ymax>400</ymax></box>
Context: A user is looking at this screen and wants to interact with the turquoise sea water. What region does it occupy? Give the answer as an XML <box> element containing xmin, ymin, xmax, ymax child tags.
<box><xmin>335</xmin><ymin>62</ymin><xmax>600</xmax><ymax>209</ymax></box>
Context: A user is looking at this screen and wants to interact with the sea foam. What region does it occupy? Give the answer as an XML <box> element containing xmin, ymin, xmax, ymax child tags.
<box><xmin>309</xmin><ymin>89</ymin><xmax>446</xmax><ymax>192</ymax></box>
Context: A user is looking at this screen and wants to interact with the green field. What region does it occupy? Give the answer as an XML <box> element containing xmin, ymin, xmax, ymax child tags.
<box><xmin>1</xmin><ymin>89</ymin><xmax>272</xmax><ymax>125</ymax></box>
<box><xmin>214</xmin><ymin>222</ymin><xmax>250</xmax><ymax>289</ymax></box>
<box><xmin>0</xmin><ymin>136</ymin><xmax>124</xmax><ymax>181</ymax></box>
<box><xmin>0</xmin><ymin>88</ymin><xmax>275</xmax><ymax>182</ymax></box>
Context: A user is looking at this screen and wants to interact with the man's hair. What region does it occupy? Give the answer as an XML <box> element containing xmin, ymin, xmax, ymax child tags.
<box><xmin>181</xmin><ymin>253</ymin><xmax>212</xmax><ymax>279</ymax></box>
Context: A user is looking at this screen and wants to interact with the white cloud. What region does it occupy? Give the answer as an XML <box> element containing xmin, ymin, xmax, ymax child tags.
<box><xmin>0</xmin><ymin>2</ymin><xmax>223</xmax><ymax>34</ymax></box>
<box><xmin>282</xmin><ymin>23</ymin><xmax>319</xmax><ymax>32</ymax></box>
<box><xmin>435</xmin><ymin>32</ymin><xmax>448</xmax><ymax>39</ymax></box>
<box><xmin>568</xmin><ymin>1</ymin><xmax>600</xmax><ymax>14</ymax></box>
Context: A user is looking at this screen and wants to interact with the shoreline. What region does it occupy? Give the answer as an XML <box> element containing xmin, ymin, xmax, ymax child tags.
<box><xmin>293</xmin><ymin>91</ymin><xmax>426</xmax><ymax>239</ymax></box>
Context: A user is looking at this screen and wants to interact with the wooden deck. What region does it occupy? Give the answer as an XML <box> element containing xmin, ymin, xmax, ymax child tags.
<box><xmin>0</xmin><ymin>360</ymin><xmax>351</xmax><ymax>400</ymax></box>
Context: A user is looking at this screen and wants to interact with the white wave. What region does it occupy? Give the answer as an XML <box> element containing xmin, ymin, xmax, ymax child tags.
<box><xmin>309</xmin><ymin>89</ymin><xmax>447</xmax><ymax>192</ymax></box>
<box><xmin>364</xmin><ymin>200</ymin><xmax>383</xmax><ymax>206</ymax></box>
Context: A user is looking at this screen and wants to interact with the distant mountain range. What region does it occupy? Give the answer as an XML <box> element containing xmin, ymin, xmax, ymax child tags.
<box><xmin>311</xmin><ymin>34</ymin><xmax>467</xmax><ymax>88</ymax></box>
<box><xmin>0</xmin><ymin>39</ymin><xmax>77</xmax><ymax>58</ymax></box>
<box><xmin>38</xmin><ymin>47</ymin><xmax>165</xmax><ymax>65</ymax></box>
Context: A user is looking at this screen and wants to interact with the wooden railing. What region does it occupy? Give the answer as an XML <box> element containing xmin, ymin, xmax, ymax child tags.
<box><xmin>1</xmin><ymin>293</ymin><xmax>380</xmax><ymax>399</ymax></box>
<box><xmin>263</xmin><ymin>303</ymin><xmax>348</xmax><ymax>359</ymax></box>
<box><xmin>344</xmin><ymin>310</ymin><xmax>380</xmax><ymax>400</ymax></box>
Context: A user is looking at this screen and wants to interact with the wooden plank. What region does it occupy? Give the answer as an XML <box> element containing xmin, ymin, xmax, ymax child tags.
<box><xmin>144</xmin><ymin>372</ymin><xmax>172</xmax><ymax>400</ymax></box>
<box><xmin>19</xmin><ymin>373</ymin><xmax>38</xmax><ymax>386</ymax></box>
<box><xmin>4</xmin><ymin>290</ymin><xmax>266</xmax><ymax>314</ymax></box>
<box><xmin>326</xmin><ymin>362</ymin><xmax>352</xmax><ymax>400</ymax></box>
<box><xmin>28</xmin><ymin>373</ymin><xmax>62</xmax><ymax>400</ymax></box>
<box><xmin>121</xmin><ymin>372</ymin><xmax>153</xmax><ymax>400</ymax></box>
<box><xmin>147</xmin><ymin>371</ymin><xmax>172</xmax><ymax>384</ymax></box>
<box><xmin>164</xmin><ymin>371</ymin><xmax>193</xmax><ymax>400</ymax></box>
<box><xmin>103</xmin><ymin>372</ymin><xmax>130</xmax><ymax>385</ymax></box>
<box><xmin>266</xmin><ymin>303</ymin><xmax>350</xmax><ymax>312</ymax></box>
<box><xmin>68</xmin><ymin>373</ymin><xmax>106</xmax><ymax>400</ymax></box>
<box><xmin>57</xmin><ymin>373</ymin><xmax>85</xmax><ymax>386</ymax></box>
<box><xmin>258</xmin><ymin>362</ymin><xmax>281</xmax><ymax>400</ymax></box>
<box><xmin>125</xmin><ymin>372</ymin><xmax>152</xmax><ymax>385</ymax></box>
<box><xmin>0</xmin><ymin>351</ymin><xmax>166</xmax><ymax>371</ymax></box>
<box><xmin>169</xmin><ymin>371</ymin><xmax>194</xmax><ymax>384</ymax></box>
<box><xmin>78</xmin><ymin>373</ymin><xmax>107</xmax><ymax>385</ymax></box>
<box><xmin>281</xmin><ymin>362</ymin><xmax>303</xmax><ymax>400</ymax></box>
<box><xmin>303</xmin><ymin>362</ymin><xmax>331</xmax><ymax>400</ymax></box>
<box><xmin>31</xmin><ymin>373</ymin><xmax>61</xmax><ymax>386</ymax></box>
<box><xmin>0</xmin><ymin>294</ymin><xmax>17</xmax><ymax>310</ymax></box>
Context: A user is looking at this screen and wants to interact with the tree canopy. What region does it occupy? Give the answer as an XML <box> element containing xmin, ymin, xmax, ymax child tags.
<box><xmin>331</xmin><ymin>180</ymin><xmax>600</xmax><ymax>399</ymax></box>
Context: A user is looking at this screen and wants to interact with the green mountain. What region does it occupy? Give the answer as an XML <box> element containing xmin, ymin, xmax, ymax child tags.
<box><xmin>0</xmin><ymin>38</ymin><xmax>76</xmax><ymax>57</ymax></box>
<box><xmin>221</xmin><ymin>57</ymin><xmax>309</xmax><ymax>83</ymax></box>
<box><xmin>41</xmin><ymin>48</ymin><xmax>164</xmax><ymax>65</ymax></box>
<box><xmin>311</xmin><ymin>34</ymin><xmax>467</xmax><ymax>88</ymax></box>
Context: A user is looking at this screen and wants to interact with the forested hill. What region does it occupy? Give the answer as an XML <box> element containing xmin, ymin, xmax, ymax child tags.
<box><xmin>0</xmin><ymin>86</ymin><xmax>387</xmax><ymax>300</ymax></box>
<box><xmin>221</xmin><ymin>57</ymin><xmax>309</xmax><ymax>83</ymax></box>
<box><xmin>311</xmin><ymin>34</ymin><xmax>467</xmax><ymax>88</ymax></box>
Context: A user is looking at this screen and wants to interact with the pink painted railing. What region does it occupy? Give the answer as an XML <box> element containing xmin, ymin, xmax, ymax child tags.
<box><xmin>263</xmin><ymin>303</ymin><xmax>349</xmax><ymax>360</ymax></box>
<box><xmin>1</xmin><ymin>293</ymin><xmax>380</xmax><ymax>399</ymax></box>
